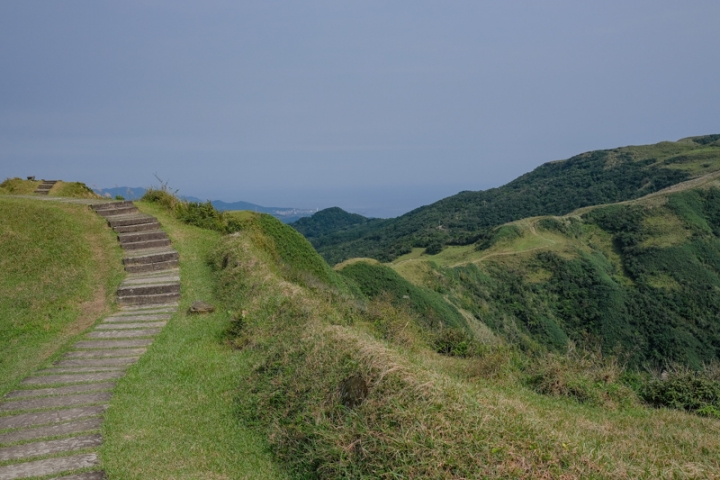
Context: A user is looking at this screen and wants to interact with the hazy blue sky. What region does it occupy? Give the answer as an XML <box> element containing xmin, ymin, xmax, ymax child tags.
<box><xmin>2</xmin><ymin>1</ymin><xmax>719</xmax><ymax>217</ymax></box>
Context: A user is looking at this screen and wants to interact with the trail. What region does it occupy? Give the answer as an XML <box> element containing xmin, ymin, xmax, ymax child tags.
<box><xmin>0</xmin><ymin>198</ymin><xmax>180</xmax><ymax>480</ymax></box>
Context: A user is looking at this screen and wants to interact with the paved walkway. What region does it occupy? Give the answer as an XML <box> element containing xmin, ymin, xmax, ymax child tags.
<box><xmin>0</xmin><ymin>200</ymin><xmax>180</xmax><ymax>479</ymax></box>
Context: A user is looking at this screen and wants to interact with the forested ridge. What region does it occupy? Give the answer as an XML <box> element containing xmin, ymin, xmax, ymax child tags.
<box><xmin>296</xmin><ymin>134</ymin><xmax>720</xmax><ymax>264</ymax></box>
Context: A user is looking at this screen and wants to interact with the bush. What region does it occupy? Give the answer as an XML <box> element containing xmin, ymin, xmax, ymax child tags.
<box><xmin>640</xmin><ymin>364</ymin><xmax>720</xmax><ymax>418</ymax></box>
<box><xmin>525</xmin><ymin>344</ymin><xmax>636</xmax><ymax>407</ymax></box>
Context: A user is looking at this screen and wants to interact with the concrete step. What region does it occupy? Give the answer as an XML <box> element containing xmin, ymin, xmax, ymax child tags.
<box><xmin>103</xmin><ymin>314</ymin><xmax>171</xmax><ymax>323</ymax></box>
<box><xmin>96</xmin><ymin>206</ymin><xmax>139</xmax><ymax>217</ymax></box>
<box><xmin>0</xmin><ymin>452</ymin><xmax>98</xmax><ymax>480</ymax></box>
<box><xmin>106</xmin><ymin>214</ymin><xmax>157</xmax><ymax>228</ymax></box>
<box><xmin>86</xmin><ymin>329</ymin><xmax>161</xmax><ymax>339</ymax></box>
<box><xmin>117</xmin><ymin>282</ymin><xmax>179</xmax><ymax>297</ymax></box>
<box><xmin>64</xmin><ymin>349</ymin><xmax>146</xmax><ymax>359</ymax></box>
<box><xmin>125</xmin><ymin>259</ymin><xmax>179</xmax><ymax>273</ymax></box>
<box><xmin>120</xmin><ymin>238</ymin><xmax>172</xmax><ymax>251</ymax></box>
<box><xmin>95</xmin><ymin>321</ymin><xmax>166</xmax><ymax>330</ymax></box>
<box><xmin>117</xmin><ymin>292</ymin><xmax>181</xmax><ymax>306</ymax></box>
<box><xmin>115</xmin><ymin>304</ymin><xmax>178</xmax><ymax>313</ymax></box>
<box><xmin>90</xmin><ymin>201</ymin><xmax>133</xmax><ymax>211</ymax></box>
<box><xmin>121</xmin><ymin>274</ymin><xmax>180</xmax><ymax>286</ymax></box>
<box><xmin>118</xmin><ymin>230</ymin><xmax>168</xmax><ymax>245</ymax></box>
<box><xmin>122</xmin><ymin>249</ymin><xmax>178</xmax><ymax>266</ymax></box>
<box><xmin>4</xmin><ymin>383</ymin><xmax>116</xmax><ymax>400</ymax></box>
<box><xmin>0</xmin><ymin>434</ymin><xmax>102</xmax><ymax>462</ymax></box>
<box><xmin>0</xmin><ymin>392</ymin><xmax>112</xmax><ymax>413</ymax></box>
<box><xmin>73</xmin><ymin>339</ymin><xmax>153</xmax><ymax>349</ymax></box>
<box><xmin>36</xmin><ymin>366</ymin><xmax>127</xmax><ymax>374</ymax></box>
<box><xmin>54</xmin><ymin>358</ymin><xmax>138</xmax><ymax>368</ymax></box>
<box><xmin>0</xmin><ymin>417</ymin><xmax>102</xmax><ymax>445</ymax></box>
<box><xmin>21</xmin><ymin>372</ymin><xmax>124</xmax><ymax>387</ymax></box>
<box><xmin>35</xmin><ymin>191</ymin><xmax>50</xmax><ymax>195</ymax></box>
<box><xmin>113</xmin><ymin>221</ymin><xmax>161</xmax><ymax>234</ymax></box>
<box><xmin>0</xmin><ymin>405</ymin><xmax>107</xmax><ymax>430</ymax></box>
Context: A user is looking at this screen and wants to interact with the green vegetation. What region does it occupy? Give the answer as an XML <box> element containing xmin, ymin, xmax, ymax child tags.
<box><xmin>0</xmin><ymin>197</ymin><xmax>123</xmax><ymax>397</ymax></box>
<box><xmin>50</xmin><ymin>181</ymin><xmax>101</xmax><ymax>198</ymax></box>
<box><xmin>213</xmin><ymin>205</ymin><xmax>720</xmax><ymax>478</ymax></box>
<box><xmin>0</xmin><ymin>177</ymin><xmax>41</xmax><ymax>195</ymax></box>
<box><xmin>291</xmin><ymin>207</ymin><xmax>381</xmax><ymax>238</ymax></box>
<box><xmin>302</xmin><ymin>134</ymin><xmax>720</xmax><ymax>263</ymax></box>
<box><xmin>101</xmin><ymin>201</ymin><xmax>287</xmax><ymax>479</ymax></box>
<box><xmin>640</xmin><ymin>364</ymin><xmax>720</xmax><ymax>418</ymax></box>
<box><xmin>338</xmin><ymin>261</ymin><xmax>467</xmax><ymax>331</ymax></box>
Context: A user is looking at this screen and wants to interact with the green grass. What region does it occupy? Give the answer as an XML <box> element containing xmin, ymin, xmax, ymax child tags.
<box><xmin>212</xmin><ymin>213</ymin><xmax>720</xmax><ymax>478</ymax></box>
<box><xmin>101</xmin><ymin>201</ymin><xmax>287</xmax><ymax>480</ymax></box>
<box><xmin>0</xmin><ymin>196</ymin><xmax>124</xmax><ymax>397</ymax></box>
<box><xmin>0</xmin><ymin>177</ymin><xmax>41</xmax><ymax>195</ymax></box>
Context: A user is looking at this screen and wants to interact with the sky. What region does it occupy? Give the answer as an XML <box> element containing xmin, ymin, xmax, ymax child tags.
<box><xmin>1</xmin><ymin>1</ymin><xmax>719</xmax><ymax>217</ymax></box>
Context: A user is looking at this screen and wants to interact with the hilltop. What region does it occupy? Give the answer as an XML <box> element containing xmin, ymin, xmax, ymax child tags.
<box><xmin>300</xmin><ymin>134</ymin><xmax>720</xmax><ymax>263</ymax></box>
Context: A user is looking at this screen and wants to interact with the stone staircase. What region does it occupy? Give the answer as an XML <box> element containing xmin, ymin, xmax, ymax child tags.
<box><xmin>33</xmin><ymin>181</ymin><xmax>58</xmax><ymax>196</ymax></box>
<box><xmin>0</xmin><ymin>200</ymin><xmax>180</xmax><ymax>479</ymax></box>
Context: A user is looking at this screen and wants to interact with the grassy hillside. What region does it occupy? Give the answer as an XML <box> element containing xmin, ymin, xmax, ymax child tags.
<box><xmin>211</xmin><ymin>202</ymin><xmax>720</xmax><ymax>478</ymax></box>
<box><xmin>388</xmin><ymin>173</ymin><xmax>720</xmax><ymax>369</ymax></box>
<box><xmin>0</xmin><ymin>196</ymin><xmax>123</xmax><ymax>397</ymax></box>
<box><xmin>0</xmin><ymin>177</ymin><xmax>102</xmax><ymax>198</ymax></box>
<box><xmin>291</xmin><ymin>207</ymin><xmax>383</xmax><ymax>238</ymax></box>
<box><xmin>306</xmin><ymin>134</ymin><xmax>720</xmax><ymax>263</ymax></box>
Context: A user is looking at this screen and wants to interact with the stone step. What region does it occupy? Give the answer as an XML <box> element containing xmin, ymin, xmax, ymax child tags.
<box><xmin>86</xmin><ymin>329</ymin><xmax>161</xmax><ymax>339</ymax></box>
<box><xmin>64</xmin><ymin>349</ymin><xmax>145</xmax><ymax>359</ymax></box>
<box><xmin>121</xmin><ymin>238</ymin><xmax>172</xmax><ymax>251</ymax></box>
<box><xmin>0</xmin><ymin>417</ymin><xmax>102</xmax><ymax>445</ymax></box>
<box><xmin>117</xmin><ymin>282</ymin><xmax>179</xmax><ymax>297</ymax></box>
<box><xmin>0</xmin><ymin>406</ymin><xmax>107</xmax><ymax>430</ymax></box>
<box><xmin>73</xmin><ymin>339</ymin><xmax>153</xmax><ymax>349</ymax></box>
<box><xmin>54</xmin><ymin>358</ymin><xmax>138</xmax><ymax>368</ymax></box>
<box><xmin>96</xmin><ymin>206</ymin><xmax>139</xmax><ymax>217</ymax></box>
<box><xmin>125</xmin><ymin>259</ymin><xmax>179</xmax><ymax>273</ymax></box>
<box><xmin>122</xmin><ymin>249</ymin><xmax>178</xmax><ymax>266</ymax></box>
<box><xmin>0</xmin><ymin>452</ymin><xmax>98</xmax><ymax>480</ymax></box>
<box><xmin>113</xmin><ymin>221</ymin><xmax>161</xmax><ymax>234</ymax></box>
<box><xmin>95</xmin><ymin>322</ymin><xmax>166</xmax><ymax>330</ymax></box>
<box><xmin>118</xmin><ymin>230</ymin><xmax>168</xmax><ymax>244</ymax></box>
<box><xmin>35</xmin><ymin>191</ymin><xmax>50</xmax><ymax>195</ymax></box>
<box><xmin>0</xmin><ymin>434</ymin><xmax>102</xmax><ymax>462</ymax></box>
<box><xmin>106</xmin><ymin>214</ymin><xmax>157</xmax><ymax>228</ymax></box>
<box><xmin>117</xmin><ymin>292</ymin><xmax>181</xmax><ymax>307</ymax></box>
<box><xmin>21</xmin><ymin>372</ymin><xmax>124</xmax><ymax>387</ymax></box>
<box><xmin>115</xmin><ymin>306</ymin><xmax>177</xmax><ymax>315</ymax></box>
<box><xmin>0</xmin><ymin>392</ymin><xmax>111</xmax><ymax>413</ymax></box>
<box><xmin>103</xmin><ymin>314</ymin><xmax>171</xmax><ymax>323</ymax></box>
<box><xmin>36</xmin><ymin>366</ymin><xmax>127</xmax><ymax>375</ymax></box>
<box><xmin>4</xmin><ymin>384</ymin><xmax>116</xmax><ymax>400</ymax></box>
<box><xmin>90</xmin><ymin>201</ymin><xmax>134</xmax><ymax>211</ymax></box>
<box><xmin>121</xmin><ymin>275</ymin><xmax>180</xmax><ymax>286</ymax></box>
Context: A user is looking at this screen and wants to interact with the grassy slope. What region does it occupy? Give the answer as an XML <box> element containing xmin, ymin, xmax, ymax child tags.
<box><xmin>308</xmin><ymin>135</ymin><xmax>720</xmax><ymax>264</ymax></box>
<box><xmin>389</xmin><ymin>171</ymin><xmax>720</xmax><ymax>366</ymax></box>
<box><xmin>0</xmin><ymin>196</ymin><xmax>124</xmax><ymax>397</ymax></box>
<box><xmin>101</xmin><ymin>201</ymin><xmax>287</xmax><ymax>479</ymax></box>
<box><xmin>213</xmin><ymin>212</ymin><xmax>720</xmax><ymax>478</ymax></box>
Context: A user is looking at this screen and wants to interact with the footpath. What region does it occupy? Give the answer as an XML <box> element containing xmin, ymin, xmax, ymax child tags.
<box><xmin>0</xmin><ymin>199</ymin><xmax>180</xmax><ymax>480</ymax></box>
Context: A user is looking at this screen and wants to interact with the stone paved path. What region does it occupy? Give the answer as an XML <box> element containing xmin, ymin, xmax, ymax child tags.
<box><xmin>0</xmin><ymin>200</ymin><xmax>180</xmax><ymax>479</ymax></box>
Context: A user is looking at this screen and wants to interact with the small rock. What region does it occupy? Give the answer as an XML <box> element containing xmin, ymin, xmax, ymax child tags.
<box><xmin>188</xmin><ymin>301</ymin><xmax>215</xmax><ymax>314</ymax></box>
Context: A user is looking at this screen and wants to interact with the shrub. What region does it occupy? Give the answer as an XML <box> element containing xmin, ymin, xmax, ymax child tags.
<box><xmin>640</xmin><ymin>364</ymin><xmax>720</xmax><ymax>417</ymax></box>
<box><xmin>525</xmin><ymin>343</ymin><xmax>636</xmax><ymax>407</ymax></box>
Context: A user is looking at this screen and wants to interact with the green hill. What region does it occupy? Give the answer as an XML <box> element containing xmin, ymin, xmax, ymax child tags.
<box><xmin>291</xmin><ymin>206</ymin><xmax>381</xmax><ymax>238</ymax></box>
<box><xmin>306</xmin><ymin>134</ymin><xmax>720</xmax><ymax>264</ymax></box>
<box><xmin>389</xmin><ymin>172</ymin><xmax>720</xmax><ymax>368</ymax></box>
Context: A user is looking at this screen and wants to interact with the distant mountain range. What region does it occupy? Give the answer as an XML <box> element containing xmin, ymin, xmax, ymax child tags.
<box><xmin>94</xmin><ymin>187</ymin><xmax>317</xmax><ymax>223</ymax></box>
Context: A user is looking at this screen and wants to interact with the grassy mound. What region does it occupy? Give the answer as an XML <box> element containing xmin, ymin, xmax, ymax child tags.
<box><xmin>0</xmin><ymin>177</ymin><xmax>41</xmax><ymax>195</ymax></box>
<box><xmin>212</xmin><ymin>220</ymin><xmax>720</xmax><ymax>478</ymax></box>
<box><xmin>0</xmin><ymin>197</ymin><xmax>123</xmax><ymax>396</ymax></box>
<box><xmin>338</xmin><ymin>260</ymin><xmax>467</xmax><ymax>331</ymax></box>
